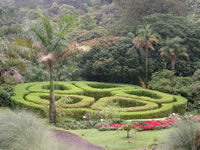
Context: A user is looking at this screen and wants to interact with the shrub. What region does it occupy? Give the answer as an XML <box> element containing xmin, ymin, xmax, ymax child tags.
<box><xmin>74</xmin><ymin>81</ymin><xmax>135</xmax><ymax>100</ymax></box>
<box><xmin>0</xmin><ymin>84</ymin><xmax>14</xmax><ymax>107</ymax></box>
<box><xmin>56</xmin><ymin>95</ymin><xmax>95</xmax><ymax>108</ymax></box>
<box><xmin>120</xmin><ymin>104</ymin><xmax>173</xmax><ymax>120</ymax></box>
<box><xmin>161</xmin><ymin>120</ymin><xmax>200</xmax><ymax>150</ymax></box>
<box><xmin>150</xmin><ymin>69</ymin><xmax>173</xmax><ymax>93</ymax></box>
<box><xmin>0</xmin><ymin>110</ymin><xmax>66</xmax><ymax>150</ymax></box>
<box><xmin>28</xmin><ymin>81</ymin><xmax>84</xmax><ymax>95</ymax></box>
<box><xmin>112</xmin><ymin>89</ymin><xmax>174</xmax><ymax>104</ymax></box>
<box><xmin>91</xmin><ymin>96</ymin><xmax>159</xmax><ymax>112</ymax></box>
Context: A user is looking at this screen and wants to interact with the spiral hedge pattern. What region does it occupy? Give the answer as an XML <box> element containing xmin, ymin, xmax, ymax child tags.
<box><xmin>11</xmin><ymin>81</ymin><xmax>187</xmax><ymax>120</ymax></box>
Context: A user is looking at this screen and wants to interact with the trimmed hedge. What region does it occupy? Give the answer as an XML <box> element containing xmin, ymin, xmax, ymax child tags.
<box><xmin>56</xmin><ymin>95</ymin><xmax>95</xmax><ymax>108</ymax></box>
<box><xmin>111</xmin><ymin>89</ymin><xmax>174</xmax><ymax>104</ymax></box>
<box><xmin>12</xmin><ymin>81</ymin><xmax>188</xmax><ymax>120</ymax></box>
<box><xmin>91</xmin><ymin>96</ymin><xmax>159</xmax><ymax>112</ymax></box>
<box><xmin>28</xmin><ymin>81</ymin><xmax>84</xmax><ymax>95</ymax></box>
<box><xmin>171</xmin><ymin>95</ymin><xmax>187</xmax><ymax>115</ymax></box>
<box><xmin>74</xmin><ymin>81</ymin><xmax>138</xmax><ymax>100</ymax></box>
<box><xmin>120</xmin><ymin>104</ymin><xmax>173</xmax><ymax>120</ymax></box>
<box><xmin>11</xmin><ymin>83</ymin><xmax>47</xmax><ymax>117</ymax></box>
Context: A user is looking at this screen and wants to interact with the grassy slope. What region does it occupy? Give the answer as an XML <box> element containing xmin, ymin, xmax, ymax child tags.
<box><xmin>70</xmin><ymin>128</ymin><xmax>173</xmax><ymax>150</ymax></box>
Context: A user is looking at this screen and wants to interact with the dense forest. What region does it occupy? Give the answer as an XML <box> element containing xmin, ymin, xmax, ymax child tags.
<box><xmin>0</xmin><ymin>0</ymin><xmax>200</xmax><ymax>112</ymax></box>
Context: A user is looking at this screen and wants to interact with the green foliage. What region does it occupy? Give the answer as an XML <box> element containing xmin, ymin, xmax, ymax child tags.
<box><xmin>12</xmin><ymin>81</ymin><xmax>187</xmax><ymax>120</ymax></box>
<box><xmin>120</xmin><ymin>104</ymin><xmax>173</xmax><ymax>120</ymax></box>
<box><xmin>162</xmin><ymin>120</ymin><xmax>200</xmax><ymax>150</ymax></box>
<box><xmin>24</xmin><ymin>65</ymin><xmax>49</xmax><ymax>82</ymax></box>
<box><xmin>0</xmin><ymin>110</ymin><xmax>66</xmax><ymax>150</ymax></box>
<box><xmin>79</xmin><ymin>14</ymin><xmax>97</xmax><ymax>30</ymax></box>
<box><xmin>114</xmin><ymin>0</ymin><xmax>188</xmax><ymax>26</ymax></box>
<box><xmin>112</xmin><ymin>89</ymin><xmax>174</xmax><ymax>104</ymax></box>
<box><xmin>98</xmin><ymin>100</ymin><xmax>120</xmax><ymax>120</ymax></box>
<box><xmin>79</xmin><ymin>38</ymin><xmax>145</xmax><ymax>84</ymax></box>
<box><xmin>91</xmin><ymin>96</ymin><xmax>159</xmax><ymax>112</ymax></box>
<box><xmin>76</xmin><ymin>29</ymin><xmax>105</xmax><ymax>43</ymax></box>
<box><xmin>118</xmin><ymin>122</ymin><xmax>137</xmax><ymax>138</ymax></box>
<box><xmin>0</xmin><ymin>84</ymin><xmax>14</xmax><ymax>107</ymax></box>
<box><xmin>150</xmin><ymin>69</ymin><xmax>173</xmax><ymax>93</ymax></box>
<box><xmin>57</xmin><ymin>118</ymin><xmax>99</xmax><ymax>130</ymax></box>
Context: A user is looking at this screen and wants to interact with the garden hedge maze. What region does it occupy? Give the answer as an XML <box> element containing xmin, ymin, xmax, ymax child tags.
<box><xmin>12</xmin><ymin>81</ymin><xmax>187</xmax><ymax>120</ymax></box>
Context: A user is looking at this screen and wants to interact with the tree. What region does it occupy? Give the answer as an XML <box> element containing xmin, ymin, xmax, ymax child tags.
<box><xmin>133</xmin><ymin>25</ymin><xmax>158</xmax><ymax>87</ymax></box>
<box><xmin>30</xmin><ymin>10</ymin><xmax>77</xmax><ymax>124</ymax></box>
<box><xmin>0</xmin><ymin>6</ymin><xmax>17</xmax><ymax>26</ymax></box>
<box><xmin>79</xmin><ymin>14</ymin><xmax>97</xmax><ymax>30</ymax></box>
<box><xmin>0</xmin><ymin>39</ymin><xmax>27</xmax><ymax>84</ymax></box>
<box><xmin>159</xmin><ymin>37</ymin><xmax>189</xmax><ymax>93</ymax></box>
<box><xmin>113</xmin><ymin>0</ymin><xmax>188</xmax><ymax>24</ymax></box>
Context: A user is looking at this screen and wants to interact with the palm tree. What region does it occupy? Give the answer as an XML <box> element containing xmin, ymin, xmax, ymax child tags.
<box><xmin>133</xmin><ymin>25</ymin><xmax>158</xmax><ymax>87</ymax></box>
<box><xmin>159</xmin><ymin>37</ymin><xmax>189</xmax><ymax>93</ymax></box>
<box><xmin>30</xmin><ymin>10</ymin><xmax>77</xmax><ymax>124</ymax></box>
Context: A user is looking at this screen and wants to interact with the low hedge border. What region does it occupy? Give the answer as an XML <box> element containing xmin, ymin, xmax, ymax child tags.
<box><xmin>28</xmin><ymin>81</ymin><xmax>84</xmax><ymax>95</ymax></box>
<box><xmin>74</xmin><ymin>81</ymin><xmax>138</xmax><ymax>100</ymax></box>
<box><xmin>11</xmin><ymin>83</ymin><xmax>47</xmax><ymax>117</ymax></box>
<box><xmin>56</xmin><ymin>95</ymin><xmax>95</xmax><ymax>108</ymax></box>
<box><xmin>25</xmin><ymin>93</ymin><xmax>60</xmax><ymax>105</ymax></box>
<box><xmin>171</xmin><ymin>95</ymin><xmax>187</xmax><ymax>115</ymax></box>
<box><xmin>25</xmin><ymin>93</ymin><xmax>95</xmax><ymax>109</ymax></box>
<box><xmin>58</xmin><ymin>108</ymin><xmax>95</xmax><ymax>120</ymax></box>
<box><xmin>111</xmin><ymin>89</ymin><xmax>174</xmax><ymax>104</ymax></box>
<box><xmin>120</xmin><ymin>104</ymin><xmax>173</xmax><ymax>120</ymax></box>
<box><xmin>91</xmin><ymin>96</ymin><xmax>159</xmax><ymax>112</ymax></box>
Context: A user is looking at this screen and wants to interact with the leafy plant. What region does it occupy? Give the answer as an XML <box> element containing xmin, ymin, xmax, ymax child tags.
<box><xmin>0</xmin><ymin>110</ymin><xmax>67</xmax><ymax>150</ymax></box>
<box><xmin>99</xmin><ymin>100</ymin><xmax>120</xmax><ymax>120</ymax></box>
<box><xmin>118</xmin><ymin>122</ymin><xmax>137</xmax><ymax>138</ymax></box>
<box><xmin>162</xmin><ymin>120</ymin><xmax>200</xmax><ymax>150</ymax></box>
<box><xmin>0</xmin><ymin>84</ymin><xmax>14</xmax><ymax>107</ymax></box>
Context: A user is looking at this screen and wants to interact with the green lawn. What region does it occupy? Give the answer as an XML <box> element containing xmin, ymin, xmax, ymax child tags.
<box><xmin>69</xmin><ymin>128</ymin><xmax>173</xmax><ymax>150</ymax></box>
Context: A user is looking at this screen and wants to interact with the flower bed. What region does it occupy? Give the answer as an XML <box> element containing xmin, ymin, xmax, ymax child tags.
<box><xmin>194</xmin><ymin>116</ymin><xmax>200</xmax><ymax>122</ymax></box>
<box><xmin>97</xmin><ymin>120</ymin><xmax>175</xmax><ymax>131</ymax></box>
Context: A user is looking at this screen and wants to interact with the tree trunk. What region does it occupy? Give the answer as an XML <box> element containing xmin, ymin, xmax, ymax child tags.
<box><xmin>49</xmin><ymin>64</ymin><xmax>56</xmax><ymax>124</ymax></box>
<box><xmin>171</xmin><ymin>56</ymin><xmax>176</xmax><ymax>94</ymax></box>
<box><xmin>127</xmin><ymin>130</ymin><xmax>130</xmax><ymax>138</ymax></box>
<box><xmin>145</xmin><ymin>46</ymin><xmax>148</xmax><ymax>88</ymax></box>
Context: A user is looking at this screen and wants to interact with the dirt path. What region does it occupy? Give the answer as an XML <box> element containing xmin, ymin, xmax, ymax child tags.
<box><xmin>53</xmin><ymin>130</ymin><xmax>106</xmax><ymax>150</ymax></box>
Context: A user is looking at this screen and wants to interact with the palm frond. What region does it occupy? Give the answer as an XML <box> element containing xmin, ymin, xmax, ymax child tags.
<box><xmin>31</xmin><ymin>25</ymin><xmax>47</xmax><ymax>48</ymax></box>
<box><xmin>37</xmin><ymin>9</ymin><xmax>53</xmax><ymax>42</ymax></box>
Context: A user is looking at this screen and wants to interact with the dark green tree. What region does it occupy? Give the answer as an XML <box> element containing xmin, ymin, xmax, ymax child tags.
<box><xmin>133</xmin><ymin>25</ymin><xmax>158</xmax><ymax>87</ymax></box>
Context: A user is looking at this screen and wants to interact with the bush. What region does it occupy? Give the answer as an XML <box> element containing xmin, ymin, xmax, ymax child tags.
<box><xmin>120</xmin><ymin>104</ymin><xmax>173</xmax><ymax>120</ymax></box>
<box><xmin>0</xmin><ymin>110</ymin><xmax>66</xmax><ymax>150</ymax></box>
<box><xmin>91</xmin><ymin>96</ymin><xmax>158</xmax><ymax>112</ymax></box>
<box><xmin>0</xmin><ymin>84</ymin><xmax>14</xmax><ymax>107</ymax></box>
<box><xmin>161</xmin><ymin>120</ymin><xmax>200</xmax><ymax>150</ymax></box>
<box><xmin>74</xmin><ymin>81</ymin><xmax>135</xmax><ymax>100</ymax></box>
<box><xmin>150</xmin><ymin>69</ymin><xmax>173</xmax><ymax>93</ymax></box>
<box><xmin>112</xmin><ymin>89</ymin><xmax>174</xmax><ymax>104</ymax></box>
<box><xmin>79</xmin><ymin>38</ymin><xmax>145</xmax><ymax>84</ymax></box>
<box><xmin>28</xmin><ymin>81</ymin><xmax>84</xmax><ymax>95</ymax></box>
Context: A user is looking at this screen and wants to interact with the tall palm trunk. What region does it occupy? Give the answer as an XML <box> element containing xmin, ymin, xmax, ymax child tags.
<box><xmin>145</xmin><ymin>45</ymin><xmax>148</xmax><ymax>88</ymax></box>
<box><xmin>171</xmin><ymin>56</ymin><xmax>176</xmax><ymax>94</ymax></box>
<box><xmin>49</xmin><ymin>64</ymin><xmax>56</xmax><ymax>124</ymax></box>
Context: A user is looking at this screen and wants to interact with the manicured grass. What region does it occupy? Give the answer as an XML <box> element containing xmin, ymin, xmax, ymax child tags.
<box><xmin>70</xmin><ymin>128</ymin><xmax>173</xmax><ymax>150</ymax></box>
